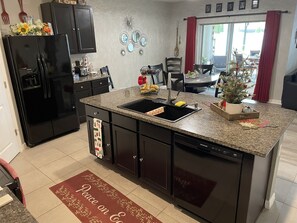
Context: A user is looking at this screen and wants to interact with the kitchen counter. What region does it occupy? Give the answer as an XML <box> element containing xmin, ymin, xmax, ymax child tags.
<box><xmin>81</xmin><ymin>86</ymin><xmax>296</xmax><ymax>157</ymax></box>
<box><xmin>73</xmin><ymin>73</ymin><xmax>109</xmax><ymax>83</ymax></box>
<box><xmin>0</xmin><ymin>187</ymin><xmax>37</xmax><ymax>223</ymax></box>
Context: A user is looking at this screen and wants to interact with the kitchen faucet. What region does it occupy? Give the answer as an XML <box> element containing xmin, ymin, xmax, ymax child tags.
<box><xmin>167</xmin><ymin>72</ymin><xmax>180</xmax><ymax>104</ymax></box>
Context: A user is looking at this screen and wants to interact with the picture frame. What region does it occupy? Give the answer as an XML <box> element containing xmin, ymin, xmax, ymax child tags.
<box><xmin>216</xmin><ymin>3</ymin><xmax>223</xmax><ymax>13</ymax></box>
<box><xmin>239</xmin><ymin>0</ymin><xmax>246</xmax><ymax>10</ymax></box>
<box><xmin>205</xmin><ymin>4</ymin><xmax>211</xmax><ymax>13</ymax></box>
<box><xmin>227</xmin><ymin>2</ymin><xmax>234</xmax><ymax>11</ymax></box>
<box><xmin>251</xmin><ymin>0</ymin><xmax>259</xmax><ymax>9</ymax></box>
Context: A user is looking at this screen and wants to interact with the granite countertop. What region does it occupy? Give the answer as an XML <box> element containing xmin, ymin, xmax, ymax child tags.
<box><xmin>0</xmin><ymin>187</ymin><xmax>37</xmax><ymax>223</ymax></box>
<box><xmin>81</xmin><ymin>86</ymin><xmax>296</xmax><ymax>157</ymax></box>
<box><xmin>73</xmin><ymin>73</ymin><xmax>109</xmax><ymax>83</ymax></box>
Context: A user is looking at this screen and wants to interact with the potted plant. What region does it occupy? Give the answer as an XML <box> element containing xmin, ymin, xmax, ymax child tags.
<box><xmin>217</xmin><ymin>54</ymin><xmax>254</xmax><ymax>114</ymax></box>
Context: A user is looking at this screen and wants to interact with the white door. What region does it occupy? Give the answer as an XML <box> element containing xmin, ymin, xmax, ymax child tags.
<box><xmin>0</xmin><ymin>49</ymin><xmax>20</xmax><ymax>162</ymax></box>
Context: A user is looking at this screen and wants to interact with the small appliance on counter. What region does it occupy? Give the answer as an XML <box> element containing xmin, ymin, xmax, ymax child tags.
<box><xmin>74</xmin><ymin>60</ymin><xmax>89</xmax><ymax>77</ymax></box>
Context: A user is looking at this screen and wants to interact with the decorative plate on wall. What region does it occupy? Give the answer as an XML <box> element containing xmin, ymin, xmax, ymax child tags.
<box><xmin>120</xmin><ymin>32</ymin><xmax>129</xmax><ymax>45</ymax></box>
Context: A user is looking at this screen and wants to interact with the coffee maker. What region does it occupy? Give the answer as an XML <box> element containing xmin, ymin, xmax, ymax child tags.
<box><xmin>74</xmin><ymin>60</ymin><xmax>88</xmax><ymax>77</ymax></box>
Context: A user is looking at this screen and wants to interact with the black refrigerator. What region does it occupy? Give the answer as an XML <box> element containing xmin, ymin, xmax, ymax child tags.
<box><xmin>3</xmin><ymin>34</ymin><xmax>79</xmax><ymax>147</ymax></box>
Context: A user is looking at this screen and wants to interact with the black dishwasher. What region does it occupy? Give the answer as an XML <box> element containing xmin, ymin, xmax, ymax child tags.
<box><xmin>173</xmin><ymin>133</ymin><xmax>243</xmax><ymax>223</ymax></box>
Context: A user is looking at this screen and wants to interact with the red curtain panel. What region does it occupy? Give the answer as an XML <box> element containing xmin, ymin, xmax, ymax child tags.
<box><xmin>253</xmin><ymin>11</ymin><xmax>281</xmax><ymax>102</ymax></box>
<box><xmin>184</xmin><ymin>16</ymin><xmax>197</xmax><ymax>74</ymax></box>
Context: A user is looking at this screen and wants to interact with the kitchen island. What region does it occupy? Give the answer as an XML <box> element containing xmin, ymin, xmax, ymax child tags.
<box><xmin>81</xmin><ymin>86</ymin><xmax>296</xmax><ymax>223</ymax></box>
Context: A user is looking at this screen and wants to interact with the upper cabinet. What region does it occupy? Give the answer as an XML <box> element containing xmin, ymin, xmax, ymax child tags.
<box><xmin>41</xmin><ymin>3</ymin><xmax>96</xmax><ymax>54</ymax></box>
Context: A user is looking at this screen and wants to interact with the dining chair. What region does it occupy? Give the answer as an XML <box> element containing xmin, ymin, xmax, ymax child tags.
<box><xmin>163</xmin><ymin>71</ymin><xmax>185</xmax><ymax>92</ymax></box>
<box><xmin>213</xmin><ymin>55</ymin><xmax>227</xmax><ymax>72</ymax></box>
<box><xmin>100</xmin><ymin>66</ymin><xmax>114</xmax><ymax>89</ymax></box>
<box><xmin>193</xmin><ymin>64</ymin><xmax>213</xmax><ymax>75</ymax></box>
<box><xmin>148</xmin><ymin>63</ymin><xmax>165</xmax><ymax>86</ymax></box>
<box><xmin>165</xmin><ymin>57</ymin><xmax>182</xmax><ymax>75</ymax></box>
<box><xmin>215</xmin><ymin>71</ymin><xmax>227</xmax><ymax>98</ymax></box>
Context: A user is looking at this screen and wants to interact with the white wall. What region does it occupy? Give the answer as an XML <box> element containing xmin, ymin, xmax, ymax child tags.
<box><xmin>170</xmin><ymin>0</ymin><xmax>297</xmax><ymax>103</ymax></box>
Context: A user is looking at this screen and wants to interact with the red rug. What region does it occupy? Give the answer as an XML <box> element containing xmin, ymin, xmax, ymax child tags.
<box><xmin>50</xmin><ymin>170</ymin><xmax>162</xmax><ymax>223</ymax></box>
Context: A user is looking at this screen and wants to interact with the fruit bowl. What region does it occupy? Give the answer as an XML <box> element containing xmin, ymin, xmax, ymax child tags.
<box><xmin>140</xmin><ymin>84</ymin><xmax>160</xmax><ymax>95</ymax></box>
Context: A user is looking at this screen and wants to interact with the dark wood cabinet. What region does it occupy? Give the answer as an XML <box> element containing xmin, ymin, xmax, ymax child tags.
<box><xmin>112</xmin><ymin>113</ymin><xmax>138</xmax><ymax>176</ymax></box>
<box><xmin>139</xmin><ymin>122</ymin><xmax>172</xmax><ymax>194</ymax></box>
<box><xmin>139</xmin><ymin>136</ymin><xmax>171</xmax><ymax>194</ymax></box>
<box><xmin>85</xmin><ymin>108</ymin><xmax>172</xmax><ymax>193</ymax></box>
<box><xmin>41</xmin><ymin>3</ymin><xmax>96</xmax><ymax>54</ymax></box>
<box><xmin>74</xmin><ymin>82</ymin><xmax>92</xmax><ymax>122</ymax></box>
<box><xmin>113</xmin><ymin>125</ymin><xmax>138</xmax><ymax>176</ymax></box>
<box><xmin>74</xmin><ymin>77</ymin><xmax>109</xmax><ymax>123</ymax></box>
<box><xmin>85</xmin><ymin>106</ymin><xmax>113</xmax><ymax>162</ymax></box>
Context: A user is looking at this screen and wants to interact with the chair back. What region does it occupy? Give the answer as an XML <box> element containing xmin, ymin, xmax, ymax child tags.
<box><xmin>164</xmin><ymin>71</ymin><xmax>185</xmax><ymax>92</ymax></box>
<box><xmin>235</xmin><ymin>54</ymin><xmax>243</xmax><ymax>64</ymax></box>
<box><xmin>250</xmin><ymin>50</ymin><xmax>260</xmax><ymax>57</ymax></box>
<box><xmin>215</xmin><ymin>71</ymin><xmax>227</xmax><ymax>97</ymax></box>
<box><xmin>165</xmin><ymin>57</ymin><xmax>182</xmax><ymax>74</ymax></box>
<box><xmin>193</xmin><ymin>64</ymin><xmax>213</xmax><ymax>75</ymax></box>
<box><xmin>100</xmin><ymin>66</ymin><xmax>114</xmax><ymax>89</ymax></box>
<box><xmin>213</xmin><ymin>55</ymin><xmax>227</xmax><ymax>72</ymax></box>
<box><xmin>148</xmin><ymin>63</ymin><xmax>164</xmax><ymax>85</ymax></box>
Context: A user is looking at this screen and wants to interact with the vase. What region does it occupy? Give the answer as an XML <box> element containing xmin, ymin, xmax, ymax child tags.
<box><xmin>225</xmin><ymin>102</ymin><xmax>243</xmax><ymax>114</ymax></box>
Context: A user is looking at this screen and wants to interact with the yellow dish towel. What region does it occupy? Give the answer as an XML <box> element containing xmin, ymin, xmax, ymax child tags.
<box><xmin>93</xmin><ymin>118</ymin><xmax>104</xmax><ymax>159</ymax></box>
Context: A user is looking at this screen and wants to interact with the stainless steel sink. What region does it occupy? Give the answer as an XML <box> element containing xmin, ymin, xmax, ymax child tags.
<box><xmin>118</xmin><ymin>98</ymin><xmax>199</xmax><ymax>122</ymax></box>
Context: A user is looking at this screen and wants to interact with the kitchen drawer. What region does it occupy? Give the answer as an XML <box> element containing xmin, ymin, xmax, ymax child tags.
<box><xmin>92</xmin><ymin>86</ymin><xmax>109</xmax><ymax>95</ymax></box>
<box><xmin>74</xmin><ymin>81</ymin><xmax>91</xmax><ymax>91</ymax></box>
<box><xmin>140</xmin><ymin>122</ymin><xmax>171</xmax><ymax>144</ymax></box>
<box><xmin>112</xmin><ymin>113</ymin><xmax>137</xmax><ymax>132</ymax></box>
<box><xmin>85</xmin><ymin>105</ymin><xmax>110</xmax><ymax>122</ymax></box>
<box><xmin>92</xmin><ymin>78</ymin><xmax>108</xmax><ymax>88</ymax></box>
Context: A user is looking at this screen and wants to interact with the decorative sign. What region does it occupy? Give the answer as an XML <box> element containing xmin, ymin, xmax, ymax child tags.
<box><xmin>216</xmin><ymin>3</ymin><xmax>223</xmax><ymax>12</ymax></box>
<box><xmin>227</xmin><ymin>2</ymin><xmax>234</xmax><ymax>11</ymax></box>
<box><xmin>251</xmin><ymin>0</ymin><xmax>259</xmax><ymax>9</ymax></box>
<box><xmin>239</xmin><ymin>0</ymin><xmax>246</xmax><ymax>10</ymax></box>
<box><xmin>205</xmin><ymin>4</ymin><xmax>211</xmax><ymax>13</ymax></box>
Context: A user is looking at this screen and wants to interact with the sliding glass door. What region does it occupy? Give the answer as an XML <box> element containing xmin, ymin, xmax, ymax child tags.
<box><xmin>200</xmin><ymin>21</ymin><xmax>265</xmax><ymax>77</ymax></box>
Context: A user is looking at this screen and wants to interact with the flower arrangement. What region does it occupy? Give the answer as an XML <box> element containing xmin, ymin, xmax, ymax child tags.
<box><xmin>10</xmin><ymin>19</ymin><xmax>52</xmax><ymax>36</ymax></box>
<box><xmin>216</xmin><ymin>53</ymin><xmax>254</xmax><ymax>104</ymax></box>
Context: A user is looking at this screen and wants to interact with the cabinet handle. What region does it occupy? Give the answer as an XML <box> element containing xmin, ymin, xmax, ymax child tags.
<box><xmin>132</xmin><ymin>155</ymin><xmax>137</xmax><ymax>159</ymax></box>
<box><xmin>139</xmin><ymin>158</ymin><xmax>143</xmax><ymax>162</ymax></box>
<box><xmin>93</xmin><ymin>112</ymin><xmax>98</xmax><ymax>115</ymax></box>
<box><xmin>72</xmin><ymin>28</ymin><xmax>75</xmax><ymax>31</ymax></box>
<box><xmin>80</xmin><ymin>86</ymin><xmax>84</xmax><ymax>89</ymax></box>
<box><xmin>106</xmin><ymin>143</ymin><xmax>111</xmax><ymax>148</ymax></box>
<box><xmin>77</xmin><ymin>28</ymin><xmax>80</xmax><ymax>31</ymax></box>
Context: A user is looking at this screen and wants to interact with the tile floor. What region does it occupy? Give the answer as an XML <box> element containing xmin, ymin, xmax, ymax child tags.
<box><xmin>10</xmin><ymin>116</ymin><xmax>297</xmax><ymax>223</ymax></box>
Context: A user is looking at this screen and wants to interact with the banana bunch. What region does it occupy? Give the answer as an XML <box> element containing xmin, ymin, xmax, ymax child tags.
<box><xmin>140</xmin><ymin>84</ymin><xmax>159</xmax><ymax>94</ymax></box>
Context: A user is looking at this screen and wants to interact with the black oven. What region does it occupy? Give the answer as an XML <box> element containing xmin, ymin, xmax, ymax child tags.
<box><xmin>173</xmin><ymin>133</ymin><xmax>243</xmax><ymax>223</ymax></box>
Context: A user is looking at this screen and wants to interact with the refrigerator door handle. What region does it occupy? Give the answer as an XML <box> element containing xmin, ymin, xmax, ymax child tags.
<box><xmin>37</xmin><ymin>55</ymin><xmax>47</xmax><ymax>99</ymax></box>
<box><xmin>40</xmin><ymin>55</ymin><xmax>51</xmax><ymax>98</ymax></box>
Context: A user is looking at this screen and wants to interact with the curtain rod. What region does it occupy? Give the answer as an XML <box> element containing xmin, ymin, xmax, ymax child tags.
<box><xmin>183</xmin><ymin>10</ymin><xmax>289</xmax><ymax>21</ymax></box>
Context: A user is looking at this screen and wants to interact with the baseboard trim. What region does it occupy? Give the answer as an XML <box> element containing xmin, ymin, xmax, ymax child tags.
<box><xmin>268</xmin><ymin>99</ymin><xmax>281</xmax><ymax>105</ymax></box>
<box><xmin>265</xmin><ymin>193</ymin><xmax>275</xmax><ymax>209</ymax></box>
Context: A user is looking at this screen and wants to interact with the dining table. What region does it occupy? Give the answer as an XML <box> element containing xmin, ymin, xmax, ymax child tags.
<box><xmin>184</xmin><ymin>73</ymin><xmax>220</xmax><ymax>88</ymax></box>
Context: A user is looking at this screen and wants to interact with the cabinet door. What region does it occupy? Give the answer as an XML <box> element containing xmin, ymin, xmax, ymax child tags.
<box><xmin>50</xmin><ymin>4</ymin><xmax>78</xmax><ymax>54</ymax></box>
<box><xmin>87</xmin><ymin>117</ymin><xmax>113</xmax><ymax>162</ymax></box>
<box><xmin>113</xmin><ymin>125</ymin><xmax>138</xmax><ymax>176</ymax></box>
<box><xmin>74</xmin><ymin>82</ymin><xmax>92</xmax><ymax>123</ymax></box>
<box><xmin>92</xmin><ymin>78</ymin><xmax>109</xmax><ymax>95</ymax></box>
<box><xmin>139</xmin><ymin>135</ymin><xmax>171</xmax><ymax>194</ymax></box>
<box><xmin>73</xmin><ymin>5</ymin><xmax>96</xmax><ymax>53</ymax></box>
